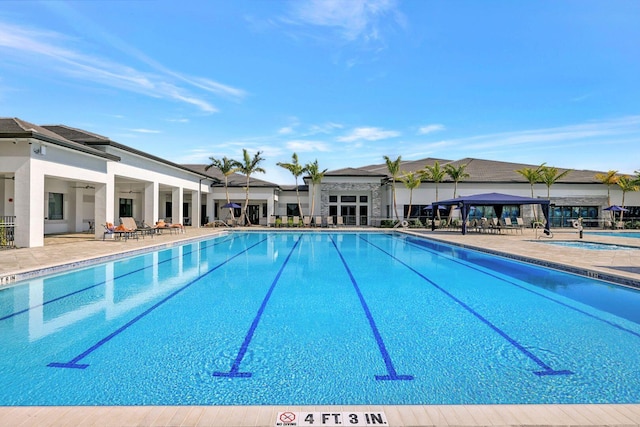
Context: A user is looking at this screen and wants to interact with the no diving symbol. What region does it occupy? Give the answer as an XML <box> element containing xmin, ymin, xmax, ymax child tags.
<box><xmin>280</xmin><ymin>412</ymin><xmax>296</xmax><ymax>423</ymax></box>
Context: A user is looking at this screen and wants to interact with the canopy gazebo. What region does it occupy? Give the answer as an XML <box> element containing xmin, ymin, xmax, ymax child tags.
<box><xmin>430</xmin><ymin>192</ymin><xmax>551</xmax><ymax>235</ymax></box>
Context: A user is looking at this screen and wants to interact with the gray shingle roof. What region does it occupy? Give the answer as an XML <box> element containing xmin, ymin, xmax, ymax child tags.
<box><xmin>0</xmin><ymin>118</ymin><xmax>119</xmax><ymax>161</ymax></box>
<box><xmin>182</xmin><ymin>164</ymin><xmax>278</xmax><ymax>188</ymax></box>
<box><xmin>353</xmin><ymin>157</ymin><xmax>608</xmax><ymax>184</ymax></box>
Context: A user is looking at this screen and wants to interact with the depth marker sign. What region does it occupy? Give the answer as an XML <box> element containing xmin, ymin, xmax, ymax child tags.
<box><xmin>275</xmin><ymin>411</ymin><xmax>388</xmax><ymax>426</ymax></box>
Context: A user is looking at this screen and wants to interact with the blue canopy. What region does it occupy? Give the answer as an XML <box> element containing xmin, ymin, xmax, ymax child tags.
<box><xmin>603</xmin><ymin>205</ymin><xmax>628</xmax><ymax>212</ymax></box>
<box><xmin>430</xmin><ymin>192</ymin><xmax>551</xmax><ymax>235</ymax></box>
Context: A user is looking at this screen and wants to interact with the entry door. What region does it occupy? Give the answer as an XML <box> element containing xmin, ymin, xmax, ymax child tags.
<box><xmin>248</xmin><ymin>205</ymin><xmax>260</xmax><ymax>225</ymax></box>
<box><xmin>341</xmin><ymin>206</ymin><xmax>357</xmax><ymax>225</ymax></box>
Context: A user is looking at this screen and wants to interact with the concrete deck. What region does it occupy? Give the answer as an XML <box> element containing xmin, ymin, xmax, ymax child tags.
<box><xmin>1</xmin><ymin>226</ymin><xmax>639</xmax><ymax>426</ymax></box>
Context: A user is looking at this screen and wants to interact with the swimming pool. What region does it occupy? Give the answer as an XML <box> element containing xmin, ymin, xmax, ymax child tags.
<box><xmin>1</xmin><ymin>231</ymin><xmax>640</xmax><ymax>405</ymax></box>
<box><xmin>534</xmin><ymin>240</ymin><xmax>639</xmax><ymax>250</ymax></box>
<box><xmin>590</xmin><ymin>231</ymin><xmax>640</xmax><ymax>239</ymax></box>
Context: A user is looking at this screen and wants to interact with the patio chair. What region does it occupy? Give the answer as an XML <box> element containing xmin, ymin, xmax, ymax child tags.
<box><xmin>281</xmin><ymin>216</ymin><xmax>289</xmax><ymax>227</ymax></box>
<box><xmin>326</xmin><ymin>216</ymin><xmax>335</xmax><ymax>227</ymax></box>
<box><xmin>336</xmin><ymin>216</ymin><xmax>345</xmax><ymax>227</ymax></box>
<box><xmin>120</xmin><ymin>217</ymin><xmax>148</xmax><ymax>239</ymax></box>
<box><xmin>268</xmin><ymin>216</ymin><xmax>276</xmax><ymax>227</ymax></box>
<box><xmin>501</xmin><ymin>217</ymin><xmax>519</xmax><ymax>234</ymax></box>
<box><xmin>314</xmin><ymin>216</ymin><xmax>323</xmax><ymax>227</ymax></box>
<box><xmin>516</xmin><ymin>217</ymin><xmax>526</xmax><ymax>232</ymax></box>
<box><xmin>302</xmin><ymin>216</ymin><xmax>311</xmax><ymax>227</ymax></box>
<box><xmin>292</xmin><ymin>216</ymin><xmax>300</xmax><ymax>227</ymax></box>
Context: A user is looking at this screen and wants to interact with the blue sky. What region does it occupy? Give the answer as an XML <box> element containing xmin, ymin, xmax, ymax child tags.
<box><xmin>1</xmin><ymin>0</ymin><xmax>639</xmax><ymax>185</ymax></box>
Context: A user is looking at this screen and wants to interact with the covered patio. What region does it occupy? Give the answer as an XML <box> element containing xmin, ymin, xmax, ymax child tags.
<box><xmin>431</xmin><ymin>192</ymin><xmax>551</xmax><ymax>235</ymax></box>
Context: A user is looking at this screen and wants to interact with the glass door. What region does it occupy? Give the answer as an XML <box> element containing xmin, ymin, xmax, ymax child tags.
<box><xmin>341</xmin><ymin>206</ymin><xmax>357</xmax><ymax>225</ymax></box>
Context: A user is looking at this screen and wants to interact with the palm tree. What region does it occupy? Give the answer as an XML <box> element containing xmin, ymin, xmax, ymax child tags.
<box><xmin>422</xmin><ymin>160</ymin><xmax>446</xmax><ymax>202</ymax></box>
<box><xmin>515</xmin><ymin>163</ymin><xmax>545</xmax><ymax>198</ymax></box>
<box><xmin>235</xmin><ymin>149</ymin><xmax>266</xmax><ymax>225</ymax></box>
<box><xmin>444</xmin><ymin>163</ymin><xmax>469</xmax><ymax>224</ymax></box>
<box><xmin>277</xmin><ymin>153</ymin><xmax>306</xmax><ymax>219</ymax></box>
<box><xmin>515</xmin><ymin>163</ymin><xmax>545</xmax><ymax>222</ymax></box>
<box><xmin>594</xmin><ymin>170</ymin><xmax>619</xmax><ymax>208</ymax></box>
<box><xmin>539</xmin><ymin>166</ymin><xmax>571</xmax><ymax>199</ymax></box>
<box><xmin>422</xmin><ymin>161</ymin><xmax>446</xmax><ymax>220</ymax></box>
<box><xmin>617</xmin><ymin>175</ymin><xmax>640</xmax><ymax>222</ymax></box>
<box><xmin>384</xmin><ymin>155</ymin><xmax>402</xmax><ymax>221</ymax></box>
<box><xmin>305</xmin><ymin>159</ymin><xmax>327</xmax><ymax>219</ymax></box>
<box><xmin>205</xmin><ymin>156</ymin><xmax>240</xmax><ymax>220</ymax></box>
<box><xmin>400</xmin><ymin>171</ymin><xmax>421</xmax><ymax>220</ymax></box>
<box><xmin>444</xmin><ymin>163</ymin><xmax>469</xmax><ymax>199</ymax></box>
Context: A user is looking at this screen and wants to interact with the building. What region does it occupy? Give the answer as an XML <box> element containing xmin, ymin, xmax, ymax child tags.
<box><xmin>2</xmin><ymin>117</ymin><xmax>638</xmax><ymax>248</ymax></box>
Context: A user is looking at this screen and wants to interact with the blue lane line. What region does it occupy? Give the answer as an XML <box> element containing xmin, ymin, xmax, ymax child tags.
<box><xmin>362</xmin><ymin>236</ymin><xmax>572</xmax><ymax>377</ymax></box>
<box><xmin>213</xmin><ymin>235</ymin><xmax>302</xmax><ymax>378</ymax></box>
<box><xmin>403</xmin><ymin>235</ymin><xmax>640</xmax><ymax>340</ymax></box>
<box><xmin>48</xmin><ymin>237</ymin><xmax>267</xmax><ymax>369</ymax></box>
<box><xmin>0</xmin><ymin>235</ymin><xmax>235</xmax><ymax>323</ymax></box>
<box><xmin>330</xmin><ymin>235</ymin><xmax>413</xmax><ymax>381</ymax></box>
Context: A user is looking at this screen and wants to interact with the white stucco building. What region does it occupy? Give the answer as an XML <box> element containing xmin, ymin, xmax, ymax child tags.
<box><xmin>1</xmin><ymin>117</ymin><xmax>638</xmax><ymax>248</ymax></box>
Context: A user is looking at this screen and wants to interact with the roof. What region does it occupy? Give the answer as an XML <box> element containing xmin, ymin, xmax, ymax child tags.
<box><xmin>42</xmin><ymin>125</ymin><xmax>210</xmax><ymax>179</ymax></box>
<box><xmin>324</xmin><ymin>167</ymin><xmax>387</xmax><ymax>177</ymax></box>
<box><xmin>0</xmin><ymin>118</ymin><xmax>120</xmax><ymax>161</ymax></box>
<box><xmin>183</xmin><ymin>164</ymin><xmax>279</xmax><ymax>188</ymax></box>
<box><xmin>436</xmin><ymin>192</ymin><xmax>550</xmax><ymax>206</ymax></box>
<box><xmin>348</xmin><ymin>157</ymin><xmax>608</xmax><ymax>184</ymax></box>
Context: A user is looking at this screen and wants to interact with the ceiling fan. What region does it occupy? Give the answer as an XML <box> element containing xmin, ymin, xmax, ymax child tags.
<box><xmin>119</xmin><ymin>187</ymin><xmax>142</xmax><ymax>194</ymax></box>
<box><xmin>72</xmin><ymin>185</ymin><xmax>95</xmax><ymax>189</ymax></box>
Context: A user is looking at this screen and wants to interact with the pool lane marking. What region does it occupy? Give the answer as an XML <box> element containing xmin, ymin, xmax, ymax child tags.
<box><xmin>401</xmin><ymin>235</ymin><xmax>640</xmax><ymax>340</ymax></box>
<box><xmin>213</xmin><ymin>235</ymin><xmax>303</xmax><ymax>378</ymax></box>
<box><xmin>0</xmin><ymin>235</ymin><xmax>236</xmax><ymax>322</ymax></box>
<box><xmin>361</xmin><ymin>236</ymin><xmax>572</xmax><ymax>377</ymax></box>
<box><xmin>48</xmin><ymin>237</ymin><xmax>268</xmax><ymax>370</ymax></box>
<box><xmin>329</xmin><ymin>235</ymin><xmax>414</xmax><ymax>381</ymax></box>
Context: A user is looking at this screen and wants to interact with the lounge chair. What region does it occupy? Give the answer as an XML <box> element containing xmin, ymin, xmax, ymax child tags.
<box><xmin>103</xmin><ymin>221</ymin><xmax>137</xmax><ymax>241</ymax></box>
<box><xmin>155</xmin><ymin>219</ymin><xmax>184</xmax><ymax>234</ymax></box>
<box><xmin>302</xmin><ymin>216</ymin><xmax>311</xmax><ymax>227</ymax></box>
<box><xmin>281</xmin><ymin>216</ymin><xmax>289</xmax><ymax>227</ymax></box>
<box><xmin>121</xmin><ymin>217</ymin><xmax>153</xmax><ymax>238</ymax></box>
<box><xmin>336</xmin><ymin>216</ymin><xmax>344</xmax><ymax>227</ymax></box>
<box><xmin>268</xmin><ymin>216</ymin><xmax>276</xmax><ymax>227</ymax></box>
<box><xmin>516</xmin><ymin>217</ymin><xmax>526</xmax><ymax>232</ymax></box>
<box><xmin>314</xmin><ymin>216</ymin><xmax>323</xmax><ymax>227</ymax></box>
<box><xmin>292</xmin><ymin>216</ymin><xmax>300</xmax><ymax>227</ymax></box>
<box><xmin>501</xmin><ymin>217</ymin><xmax>519</xmax><ymax>234</ymax></box>
<box><xmin>326</xmin><ymin>216</ymin><xmax>335</xmax><ymax>227</ymax></box>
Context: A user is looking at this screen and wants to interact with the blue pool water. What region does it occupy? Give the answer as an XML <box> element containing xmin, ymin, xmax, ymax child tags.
<box><xmin>535</xmin><ymin>240</ymin><xmax>639</xmax><ymax>250</ymax></box>
<box><xmin>590</xmin><ymin>232</ymin><xmax>640</xmax><ymax>239</ymax></box>
<box><xmin>1</xmin><ymin>231</ymin><xmax>640</xmax><ymax>405</ymax></box>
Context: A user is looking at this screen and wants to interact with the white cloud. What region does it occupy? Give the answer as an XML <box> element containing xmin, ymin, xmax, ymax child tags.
<box><xmin>0</xmin><ymin>21</ymin><xmax>245</xmax><ymax>113</ymax></box>
<box><xmin>286</xmin><ymin>140</ymin><xmax>331</xmax><ymax>152</ymax></box>
<box><xmin>130</xmin><ymin>128</ymin><xmax>161</xmax><ymax>134</ymax></box>
<box><xmin>418</xmin><ymin>124</ymin><xmax>445</xmax><ymax>135</ymax></box>
<box><xmin>285</xmin><ymin>0</ymin><xmax>403</xmax><ymax>43</ymax></box>
<box><xmin>337</xmin><ymin>126</ymin><xmax>400</xmax><ymax>142</ymax></box>
<box><xmin>278</xmin><ymin>126</ymin><xmax>295</xmax><ymax>135</ymax></box>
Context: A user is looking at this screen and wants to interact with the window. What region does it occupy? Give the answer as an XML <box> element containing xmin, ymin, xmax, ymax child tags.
<box><xmin>48</xmin><ymin>193</ymin><xmax>63</xmax><ymax>220</ymax></box>
<box><xmin>286</xmin><ymin>203</ymin><xmax>300</xmax><ymax>216</ymax></box>
<box><xmin>341</xmin><ymin>195</ymin><xmax>356</xmax><ymax>203</ymax></box>
<box><xmin>329</xmin><ymin>195</ymin><xmax>337</xmax><ymax>203</ymax></box>
<box><xmin>360</xmin><ymin>196</ymin><xmax>368</xmax><ymax>203</ymax></box>
<box><xmin>119</xmin><ymin>198</ymin><xmax>133</xmax><ymax>217</ymax></box>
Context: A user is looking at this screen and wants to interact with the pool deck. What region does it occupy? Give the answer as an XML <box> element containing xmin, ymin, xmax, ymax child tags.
<box><xmin>1</xmin><ymin>226</ymin><xmax>640</xmax><ymax>426</ymax></box>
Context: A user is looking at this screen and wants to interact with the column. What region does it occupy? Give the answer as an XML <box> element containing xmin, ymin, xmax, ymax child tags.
<box><xmin>14</xmin><ymin>159</ymin><xmax>44</xmax><ymax>248</ymax></box>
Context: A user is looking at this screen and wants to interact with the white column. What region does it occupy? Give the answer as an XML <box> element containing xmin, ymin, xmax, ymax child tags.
<box><xmin>144</xmin><ymin>181</ymin><xmax>159</xmax><ymax>225</ymax></box>
<box><xmin>172</xmin><ymin>187</ymin><xmax>183</xmax><ymax>224</ymax></box>
<box><xmin>14</xmin><ymin>159</ymin><xmax>44</xmax><ymax>248</ymax></box>
<box><xmin>94</xmin><ymin>182</ymin><xmax>113</xmax><ymax>240</ymax></box>
<box><xmin>190</xmin><ymin>189</ymin><xmax>199</xmax><ymax>227</ymax></box>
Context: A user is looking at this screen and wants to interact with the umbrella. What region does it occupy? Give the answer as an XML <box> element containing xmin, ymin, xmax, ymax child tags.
<box><xmin>222</xmin><ymin>202</ymin><xmax>241</xmax><ymax>209</ymax></box>
<box><xmin>603</xmin><ymin>205</ymin><xmax>628</xmax><ymax>212</ymax></box>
